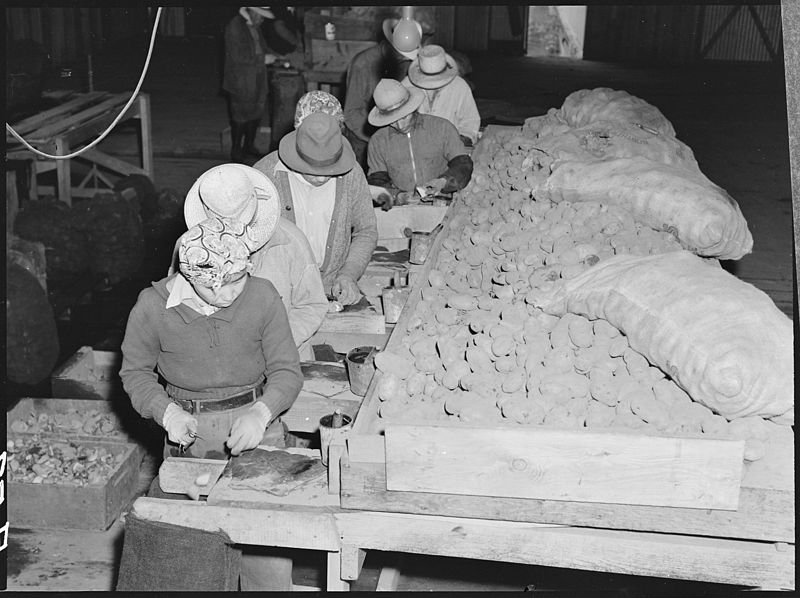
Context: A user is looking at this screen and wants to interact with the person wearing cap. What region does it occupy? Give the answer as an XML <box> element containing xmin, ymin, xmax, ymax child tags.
<box><xmin>223</xmin><ymin>7</ymin><xmax>280</xmax><ymax>163</ymax></box>
<box><xmin>171</xmin><ymin>163</ymin><xmax>329</xmax><ymax>361</ymax></box>
<box><xmin>366</xmin><ymin>78</ymin><xmax>474</xmax><ymax>209</ymax></box>
<box><xmin>294</xmin><ymin>90</ymin><xmax>345</xmax><ymax>130</ymax></box>
<box><xmin>342</xmin><ymin>16</ymin><xmax>424</xmax><ymax>168</ymax></box>
<box><xmin>120</xmin><ymin>215</ymin><xmax>303</xmax><ymax>590</ymax></box>
<box><xmin>253</xmin><ymin>111</ymin><xmax>378</xmax><ymax>305</ymax></box>
<box><xmin>402</xmin><ymin>44</ymin><xmax>480</xmax><ymax>146</ymax></box>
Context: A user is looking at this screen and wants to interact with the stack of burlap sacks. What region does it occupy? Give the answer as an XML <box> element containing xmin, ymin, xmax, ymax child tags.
<box><xmin>523</xmin><ymin>88</ymin><xmax>791</xmax><ymax>425</ymax></box>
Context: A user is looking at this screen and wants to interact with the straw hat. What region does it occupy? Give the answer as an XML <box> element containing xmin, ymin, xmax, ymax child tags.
<box><xmin>368</xmin><ymin>79</ymin><xmax>424</xmax><ymax>127</ymax></box>
<box><xmin>382</xmin><ymin>17</ymin><xmax>423</xmax><ymax>60</ymax></box>
<box><xmin>408</xmin><ymin>45</ymin><xmax>458</xmax><ymax>90</ymax></box>
<box><xmin>240</xmin><ymin>6</ymin><xmax>275</xmax><ymax>24</ymax></box>
<box><xmin>184</xmin><ymin>164</ymin><xmax>280</xmax><ymax>252</ymax></box>
<box><xmin>279</xmin><ymin>112</ymin><xmax>356</xmax><ymax>176</ymax></box>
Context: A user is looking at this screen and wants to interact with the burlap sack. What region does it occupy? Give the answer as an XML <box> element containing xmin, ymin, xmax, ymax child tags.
<box><xmin>557</xmin><ymin>87</ymin><xmax>677</xmax><ymax>137</ymax></box>
<box><xmin>537</xmin><ymin>157</ymin><xmax>753</xmax><ymax>260</ymax></box>
<box><xmin>537</xmin><ymin>251</ymin><xmax>793</xmax><ymax>424</ymax></box>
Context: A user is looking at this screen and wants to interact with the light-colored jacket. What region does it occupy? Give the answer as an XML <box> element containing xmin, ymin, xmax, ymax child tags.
<box><xmin>402</xmin><ymin>75</ymin><xmax>480</xmax><ymax>143</ymax></box>
<box><xmin>253</xmin><ymin>151</ymin><xmax>378</xmax><ymax>295</ymax></box>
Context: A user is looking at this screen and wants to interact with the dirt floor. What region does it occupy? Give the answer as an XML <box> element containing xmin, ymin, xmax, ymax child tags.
<box><xmin>5</xmin><ymin>34</ymin><xmax>794</xmax><ymax>592</ymax></box>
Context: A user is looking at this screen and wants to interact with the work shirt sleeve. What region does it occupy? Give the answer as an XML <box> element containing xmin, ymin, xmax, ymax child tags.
<box><xmin>438</xmin><ymin>120</ymin><xmax>474</xmax><ymax>192</ymax></box>
<box><xmin>120</xmin><ymin>292</ymin><xmax>173</xmax><ymax>425</ymax></box>
<box><xmin>455</xmin><ymin>80</ymin><xmax>481</xmax><ymax>143</ymax></box>
<box><xmin>288</xmin><ymin>251</ymin><xmax>329</xmax><ymax>349</ymax></box>
<box><xmin>338</xmin><ymin>164</ymin><xmax>379</xmax><ymax>282</ymax></box>
<box><xmin>366</xmin><ymin>131</ymin><xmax>389</xmax><ymax>178</ymax></box>
<box><xmin>259</xmin><ymin>298</ymin><xmax>303</xmax><ymax>418</ymax></box>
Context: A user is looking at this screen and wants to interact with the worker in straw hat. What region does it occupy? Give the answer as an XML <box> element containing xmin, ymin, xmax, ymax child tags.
<box><xmin>120</xmin><ymin>215</ymin><xmax>303</xmax><ymax>590</ymax></box>
<box><xmin>170</xmin><ymin>163</ymin><xmax>329</xmax><ymax>360</ymax></box>
<box><xmin>366</xmin><ymin>78</ymin><xmax>474</xmax><ymax>210</ymax></box>
<box><xmin>342</xmin><ymin>14</ymin><xmax>426</xmax><ymax>168</ymax></box>
<box><xmin>222</xmin><ymin>7</ymin><xmax>281</xmax><ymax>163</ymax></box>
<box><xmin>253</xmin><ymin>111</ymin><xmax>378</xmax><ymax>305</ymax></box>
<box><xmin>402</xmin><ymin>44</ymin><xmax>481</xmax><ymax>146</ymax></box>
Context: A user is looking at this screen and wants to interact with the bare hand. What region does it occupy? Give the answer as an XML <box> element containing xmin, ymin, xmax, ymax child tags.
<box><xmin>422</xmin><ymin>177</ymin><xmax>447</xmax><ymax>196</ymax></box>
<box><xmin>332</xmin><ymin>275</ymin><xmax>361</xmax><ymax>305</ymax></box>
<box><xmin>264</xmin><ymin>54</ymin><xmax>278</xmax><ymax>65</ymax></box>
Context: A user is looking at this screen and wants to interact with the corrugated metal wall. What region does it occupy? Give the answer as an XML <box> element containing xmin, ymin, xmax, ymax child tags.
<box><xmin>584</xmin><ymin>4</ymin><xmax>783</xmax><ymax>65</ymax></box>
<box><xmin>699</xmin><ymin>5</ymin><xmax>782</xmax><ymax>61</ymax></box>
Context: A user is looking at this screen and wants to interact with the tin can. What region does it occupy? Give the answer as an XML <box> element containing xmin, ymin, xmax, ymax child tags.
<box><xmin>325</xmin><ymin>22</ymin><xmax>336</xmax><ymax>41</ymax></box>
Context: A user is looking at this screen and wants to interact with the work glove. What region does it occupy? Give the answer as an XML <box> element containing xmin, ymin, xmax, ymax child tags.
<box><xmin>375</xmin><ymin>191</ymin><xmax>394</xmax><ymax>211</ymax></box>
<box><xmin>421</xmin><ymin>177</ymin><xmax>447</xmax><ymax>197</ymax></box>
<box><xmin>264</xmin><ymin>53</ymin><xmax>278</xmax><ymax>65</ymax></box>
<box><xmin>332</xmin><ymin>274</ymin><xmax>361</xmax><ymax>305</ymax></box>
<box><xmin>226</xmin><ymin>402</ymin><xmax>272</xmax><ymax>456</ymax></box>
<box><xmin>161</xmin><ymin>402</ymin><xmax>198</xmax><ymax>447</ymax></box>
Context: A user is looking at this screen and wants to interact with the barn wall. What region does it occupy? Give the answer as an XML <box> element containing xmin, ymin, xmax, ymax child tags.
<box><xmin>583</xmin><ymin>4</ymin><xmax>783</xmax><ymax>65</ymax></box>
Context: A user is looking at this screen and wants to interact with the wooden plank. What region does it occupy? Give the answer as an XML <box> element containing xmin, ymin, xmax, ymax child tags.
<box><xmin>131</xmin><ymin>497</ymin><xmax>342</xmax><ymax>551</ymax></box>
<box><xmin>335</xmin><ymin>512</ymin><xmax>795</xmax><ymax>590</ymax></box>
<box><xmin>281</xmin><ymin>390</ymin><xmax>362</xmax><ymax>434</ymax></box>
<box><xmin>157</xmin><ymin>457</ymin><xmax>228</xmax><ymax>495</ymax></box>
<box><xmin>340</xmin><ymin>460</ymin><xmax>794</xmax><ymax>543</ymax></box>
<box><xmin>310</xmin><ymin>330</ymin><xmax>390</xmax><ymax>354</ymax></box>
<box><xmin>318</xmin><ymin>304</ymin><xmax>385</xmax><ymax>335</ymax></box>
<box><xmin>326</xmin><ymin>552</ymin><xmax>350</xmax><ymax>591</ymax></box>
<box><xmin>138</xmin><ymin>93</ymin><xmax>154</xmax><ymax>179</ymax></box>
<box><xmin>384</xmin><ymin>425</ymin><xmax>745</xmax><ymax>510</ymax></box>
<box><xmin>374</xmin><ymin>205</ymin><xmax>447</xmax><ymax>240</ymax></box>
<box><xmin>31</xmin><ymin>93</ymin><xmax>130</xmax><ymax>140</ymax></box>
<box><xmin>340</xmin><ymin>545</ymin><xmax>366</xmax><ymax>581</ymax></box>
<box><xmin>78</xmin><ymin>147</ymin><xmax>148</xmax><ymax>177</ymax></box>
<box><xmin>375</xmin><ymin>557</ymin><xmax>403</xmax><ymax>591</ymax></box>
<box><xmin>6</xmin><ymin>171</ymin><xmax>19</xmax><ymax>233</ymax></box>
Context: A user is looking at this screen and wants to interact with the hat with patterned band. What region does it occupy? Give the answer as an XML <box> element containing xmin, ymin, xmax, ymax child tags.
<box><xmin>183</xmin><ymin>163</ymin><xmax>280</xmax><ymax>253</ymax></box>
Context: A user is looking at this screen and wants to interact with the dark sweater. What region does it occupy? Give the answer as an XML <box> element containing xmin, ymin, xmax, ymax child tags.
<box><xmin>120</xmin><ymin>274</ymin><xmax>302</xmax><ymax>425</ymax></box>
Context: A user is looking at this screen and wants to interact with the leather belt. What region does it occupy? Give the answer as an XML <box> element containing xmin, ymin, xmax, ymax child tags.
<box><xmin>174</xmin><ymin>382</ymin><xmax>264</xmax><ymax>415</ymax></box>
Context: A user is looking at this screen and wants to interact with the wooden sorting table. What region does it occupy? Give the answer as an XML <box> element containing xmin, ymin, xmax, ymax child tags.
<box><xmin>129</xmin><ymin>153</ymin><xmax>793</xmax><ymax>589</ymax></box>
<box><xmin>6</xmin><ymin>90</ymin><xmax>154</xmax><ymax>206</ymax></box>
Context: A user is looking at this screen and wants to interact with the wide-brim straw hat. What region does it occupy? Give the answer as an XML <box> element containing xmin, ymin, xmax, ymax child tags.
<box><xmin>279</xmin><ymin>111</ymin><xmax>356</xmax><ymax>176</ymax></box>
<box><xmin>368</xmin><ymin>78</ymin><xmax>425</xmax><ymax>127</ymax></box>
<box><xmin>184</xmin><ymin>163</ymin><xmax>280</xmax><ymax>252</ymax></box>
<box><xmin>382</xmin><ymin>17</ymin><xmax>423</xmax><ymax>60</ymax></box>
<box><xmin>408</xmin><ymin>44</ymin><xmax>458</xmax><ymax>90</ymax></box>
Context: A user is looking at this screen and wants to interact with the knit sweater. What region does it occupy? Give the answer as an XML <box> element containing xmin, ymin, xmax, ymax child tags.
<box><xmin>253</xmin><ymin>151</ymin><xmax>378</xmax><ymax>294</ymax></box>
<box><xmin>120</xmin><ymin>274</ymin><xmax>302</xmax><ymax>426</ymax></box>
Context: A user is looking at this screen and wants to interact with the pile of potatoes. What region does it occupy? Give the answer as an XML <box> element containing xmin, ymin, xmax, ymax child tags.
<box><xmin>373</xmin><ymin>128</ymin><xmax>776</xmax><ymax>462</ymax></box>
<box><xmin>6</xmin><ymin>436</ymin><xmax>129</xmax><ymax>485</ymax></box>
<box><xmin>10</xmin><ymin>409</ymin><xmax>122</xmax><ymax>436</ymax></box>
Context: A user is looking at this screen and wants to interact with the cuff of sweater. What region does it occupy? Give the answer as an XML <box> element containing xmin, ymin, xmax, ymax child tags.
<box><xmin>251</xmin><ymin>400</ymin><xmax>273</xmax><ymax>429</ymax></box>
<box><xmin>152</xmin><ymin>395</ymin><xmax>175</xmax><ymax>427</ymax></box>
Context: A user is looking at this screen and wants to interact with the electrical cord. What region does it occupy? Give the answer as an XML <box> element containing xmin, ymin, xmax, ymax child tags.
<box><xmin>5</xmin><ymin>6</ymin><xmax>163</xmax><ymax>160</ymax></box>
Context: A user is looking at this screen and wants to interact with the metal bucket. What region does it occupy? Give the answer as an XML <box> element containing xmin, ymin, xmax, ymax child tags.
<box><xmin>345</xmin><ymin>346</ymin><xmax>377</xmax><ymax>396</ymax></box>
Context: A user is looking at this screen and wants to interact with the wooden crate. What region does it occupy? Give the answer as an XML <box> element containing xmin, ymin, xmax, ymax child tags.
<box><xmin>7</xmin><ymin>436</ymin><xmax>141</xmax><ymax>531</ymax></box>
<box><xmin>51</xmin><ymin>346</ymin><xmax>123</xmax><ymax>400</ymax></box>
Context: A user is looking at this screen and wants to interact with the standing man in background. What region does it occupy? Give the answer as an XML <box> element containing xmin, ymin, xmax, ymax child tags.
<box><xmin>223</xmin><ymin>7</ymin><xmax>277</xmax><ymax>163</ymax></box>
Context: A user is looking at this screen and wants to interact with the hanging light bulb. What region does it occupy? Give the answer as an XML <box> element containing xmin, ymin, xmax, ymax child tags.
<box><xmin>392</xmin><ymin>16</ymin><xmax>422</xmax><ymax>53</ymax></box>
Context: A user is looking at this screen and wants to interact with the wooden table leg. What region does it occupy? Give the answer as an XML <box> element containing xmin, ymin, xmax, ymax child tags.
<box><xmin>55</xmin><ymin>137</ymin><xmax>71</xmax><ymax>206</ymax></box>
<box><xmin>326</xmin><ymin>551</ymin><xmax>350</xmax><ymax>591</ymax></box>
<box><xmin>138</xmin><ymin>93</ymin><xmax>154</xmax><ymax>180</ymax></box>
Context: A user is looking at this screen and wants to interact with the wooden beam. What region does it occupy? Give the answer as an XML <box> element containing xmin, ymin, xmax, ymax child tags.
<box><xmin>31</xmin><ymin>93</ymin><xmax>132</xmax><ymax>141</ymax></box>
<box><xmin>131</xmin><ymin>497</ymin><xmax>341</xmax><ymax>551</ymax></box>
<box><xmin>340</xmin><ymin>545</ymin><xmax>366</xmax><ymax>581</ymax></box>
<box><xmin>375</xmin><ymin>556</ymin><xmax>403</xmax><ymax>591</ymax></box>
<box><xmin>335</xmin><ymin>512</ymin><xmax>795</xmax><ymax>590</ymax></box>
<box><xmin>326</xmin><ymin>552</ymin><xmax>350</xmax><ymax>591</ymax></box>
<box><xmin>340</xmin><ymin>460</ymin><xmax>794</xmax><ymax>543</ymax></box>
<box><xmin>782</xmin><ymin>0</ymin><xmax>800</xmax><ymax>307</ymax></box>
<box><xmin>8</xmin><ymin>92</ymin><xmax>107</xmax><ymax>137</ymax></box>
<box><xmin>384</xmin><ymin>424</ymin><xmax>745</xmax><ymax>510</ymax></box>
<box><xmin>77</xmin><ymin>147</ymin><xmax>148</xmax><ymax>177</ymax></box>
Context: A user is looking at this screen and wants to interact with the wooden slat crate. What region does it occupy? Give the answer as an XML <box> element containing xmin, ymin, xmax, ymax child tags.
<box><xmin>337</xmin><ymin>125</ymin><xmax>795</xmax><ymax>588</ymax></box>
<box><xmin>51</xmin><ymin>346</ymin><xmax>123</xmax><ymax>400</ymax></box>
<box><xmin>7</xmin><ymin>436</ymin><xmax>141</xmax><ymax>531</ymax></box>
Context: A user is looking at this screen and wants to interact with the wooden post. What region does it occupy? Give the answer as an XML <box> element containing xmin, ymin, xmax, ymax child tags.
<box><xmin>6</xmin><ymin>171</ymin><xmax>19</xmax><ymax>233</ymax></box>
<box><xmin>55</xmin><ymin>137</ymin><xmax>72</xmax><ymax>206</ymax></box>
<box><xmin>340</xmin><ymin>545</ymin><xmax>366</xmax><ymax>581</ymax></box>
<box><xmin>782</xmin><ymin>0</ymin><xmax>800</xmax><ymax>309</ymax></box>
<box><xmin>138</xmin><ymin>93</ymin><xmax>154</xmax><ymax>180</ymax></box>
<box><xmin>325</xmin><ymin>551</ymin><xmax>350</xmax><ymax>591</ymax></box>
